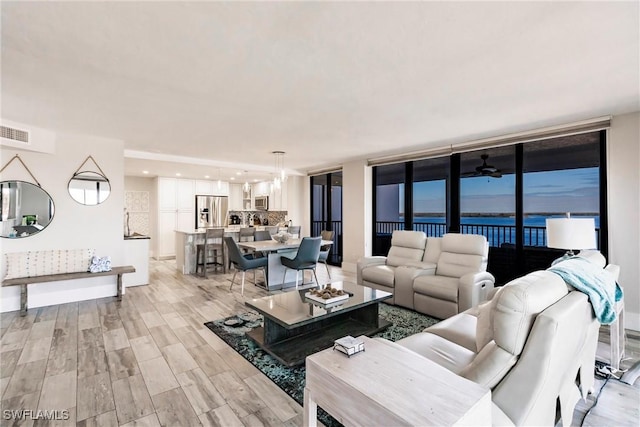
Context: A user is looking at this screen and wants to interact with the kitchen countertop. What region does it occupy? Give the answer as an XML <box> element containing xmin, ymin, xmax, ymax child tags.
<box><xmin>124</xmin><ymin>234</ymin><xmax>150</xmax><ymax>240</ymax></box>
<box><xmin>175</xmin><ymin>226</ymin><xmax>269</xmax><ymax>234</ymax></box>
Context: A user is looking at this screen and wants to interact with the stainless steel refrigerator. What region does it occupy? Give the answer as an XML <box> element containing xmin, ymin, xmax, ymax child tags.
<box><xmin>195</xmin><ymin>195</ymin><xmax>228</xmax><ymax>229</ymax></box>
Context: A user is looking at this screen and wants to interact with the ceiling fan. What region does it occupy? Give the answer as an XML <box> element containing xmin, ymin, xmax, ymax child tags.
<box><xmin>462</xmin><ymin>154</ymin><xmax>503</xmax><ymax>178</ymax></box>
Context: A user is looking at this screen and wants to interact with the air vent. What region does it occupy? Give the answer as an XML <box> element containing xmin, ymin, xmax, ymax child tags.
<box><xmin>1</xmin><ymin>125</ymin><xmax>30</xmax><ymax>144</ymax></box>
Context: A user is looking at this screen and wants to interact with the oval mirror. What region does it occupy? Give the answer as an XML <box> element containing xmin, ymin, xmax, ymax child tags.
<box><xmin>68</xmin><ymin>171</ymin><xmax>111</xmax><ymax>205</ymax></box>
<box><xmin>1</xmin><ymin>181</ymin><xmax>55</xmax><ymax>238</ymax></box>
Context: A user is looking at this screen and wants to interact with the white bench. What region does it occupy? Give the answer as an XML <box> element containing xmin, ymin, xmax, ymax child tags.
<box><xmin>2</xmin><ymin>266</ymin><xmax>135</xmax><ymax>316</ymax></box>
<box><xmin>3</xmin><ymin>249</ymin><xmax>135</xmax><ymax>316</ymax></box>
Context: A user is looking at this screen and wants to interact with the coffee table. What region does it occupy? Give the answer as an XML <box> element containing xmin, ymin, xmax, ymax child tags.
<box><xmin>304</xmin><ymin>336</ymin><xmax>491</xmax><ymax>426</ymax></box>
<box><xmin>244</xmin><ymin>281</ymin><xmax>392</xmax><ymax>366</ymax></box>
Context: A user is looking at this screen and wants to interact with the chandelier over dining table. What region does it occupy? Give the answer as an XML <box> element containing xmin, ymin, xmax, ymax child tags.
<box><xmin>272</xmin><ymin>150</ymin><xmax>287</xmax><ymax>189</ymax></box>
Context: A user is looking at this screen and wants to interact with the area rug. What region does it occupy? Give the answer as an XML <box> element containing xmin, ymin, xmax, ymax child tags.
<box><xmin>203</xmin><ymin>304</ymin><xmax>439</xmax><ymax>426</ymax></box>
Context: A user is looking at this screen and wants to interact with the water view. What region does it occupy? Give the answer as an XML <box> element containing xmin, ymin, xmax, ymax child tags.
<box><xmin>382</xmin><ymin>213</ymin><xmax>601</xmax><ymax>247</ymax></box>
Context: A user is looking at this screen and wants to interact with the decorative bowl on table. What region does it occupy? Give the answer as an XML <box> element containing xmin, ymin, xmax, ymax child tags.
<box><xmin>271</xmin><ymin>232</ymin><xmax>291</xmax><ymax>243</ymax></box>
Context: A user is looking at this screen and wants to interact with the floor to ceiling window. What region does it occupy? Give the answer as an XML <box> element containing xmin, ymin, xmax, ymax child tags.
<box><xmin>412</xmin><ymin>157</ymin><xmax>449</xmax><ymax>237</ymax></box>
<box><xmin>311</xmin><ymin>171</ymin><xmax>343</xmax><ymax>265</ymax></box>
<box><xmin>372</xmin><ymin>163</ymin><xmax>406</xmax><ymax>254</ymax></box>
<box><xmin>371</xmin><ymin>130</ymin><xmax>606</xmax><ymax>283</ymax></box>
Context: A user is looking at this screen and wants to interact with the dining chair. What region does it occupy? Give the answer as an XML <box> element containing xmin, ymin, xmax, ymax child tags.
<box><xmin>224</xmin><ymin>236</ymin><xmax>268</xmax><ymax>295</ymax></box>
<box><xmin>251</xmin><ymin>230</ymin><xmax>272</xmax><ymax>259</ymax></box>
<box><xmin>318</xmin><ymin>230</ymin><xmax>334</xmax><ymax>278</ymax></box>
<box><xmin>254</xmin><ymin>230</ymin><xmax>272</xmax><ymax>241</ymax></box>
<box><xmin>196</xmin><ymin>228</ymin><xmax>225</xmax><ymax>278</ymax></box>
<box><xmin>288</xmin><ymin>225</ymin><xmax>301</xmax><ymax>238</ymax></box>
<box><xmin>280</xmin><ymin>236</ymin><xmax>322</xmax><ymax>288</ymax></box>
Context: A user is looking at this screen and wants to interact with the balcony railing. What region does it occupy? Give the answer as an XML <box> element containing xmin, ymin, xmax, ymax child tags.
<box><xmin>375</xmin><ymin>221</ymin><xmax>600</xmax><ymax>248</ymax></box>
<box><xmin>311</xmin><ymin>220</ymin><xmax>343</xmax><ymax>264</ymax></box>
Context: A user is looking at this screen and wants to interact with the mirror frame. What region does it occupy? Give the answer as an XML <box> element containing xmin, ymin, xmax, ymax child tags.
<box><xmin>68</xmin><ymin>171</ymin><xmax>111</xmax><ymax>206</ymax></box>
<box><xmin>0</xmin><ymin>180</ymin><xmax>55</xmax><ymax>239</ymax></box>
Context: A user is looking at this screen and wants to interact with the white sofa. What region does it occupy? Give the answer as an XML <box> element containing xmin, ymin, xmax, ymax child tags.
<box><xmin>357</xmin><ymin>231</ymin><xmax>495</xmax><ymax>318</ymax></box>
<box><xmin>376</xmin><ymin>251</ymin><xmax>619</xmax><ymax>426</ymax></box>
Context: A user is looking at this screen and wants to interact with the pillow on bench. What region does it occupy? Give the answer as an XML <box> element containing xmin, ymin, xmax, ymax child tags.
<box><xmin>4</xmin><ymin>249</ymin><xmax>96</xmax><ymax>279</ymax></box>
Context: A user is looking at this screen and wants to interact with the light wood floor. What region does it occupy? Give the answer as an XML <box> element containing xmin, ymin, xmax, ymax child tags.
<box><xmin>0</xmin><ymin>259</ymin><xmax>638</xmax><ymax>426</ymax></box>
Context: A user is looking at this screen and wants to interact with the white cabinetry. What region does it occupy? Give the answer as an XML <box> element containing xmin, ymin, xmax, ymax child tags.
<box><xmin>229</xmin><ymin>183</ymin><xmax>243</xmax><ymax>210</ymax></box>
<box><xmin>195</xmin><ymin>179</ymin><xmax>229</xmax><ymax>196</ymax></box>
<box><xmin>195</xmin><ymin>180</ymin><xmax>214</xmax><ymax>195</ymax></box>
<box><xmin>269</xmin><ymin>180</ymin><xmax>288</xmax><ymax>210</ymax></box>
<box><xmin>254</xmin><ymin>181</ymin><xmax>270</xmax><ymax>196</ymax></box>
<box><xmin>250</xmin><ymin>180</ymin><xmax>288</xmax><ymax>210</ymax></box>
<box><xmin>156</xmin><ymin>177</ymin><xmax>195</xmax><ymax>259</ymax></box>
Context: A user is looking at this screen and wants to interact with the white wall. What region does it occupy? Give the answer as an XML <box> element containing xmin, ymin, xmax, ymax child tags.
<box><xmin>608</xmin><ymin>112</ymin><xmax>640</xmax><ymax>331</ymax></box>
<box><xmin>1</xmin><ymin>131</ymin><xmax>125</xmax><ymax>312</ymax></box>
<box><xmin>285</xmin><ymin>175</ymin><xmax>307</xmax><ymax>234</ymax></box>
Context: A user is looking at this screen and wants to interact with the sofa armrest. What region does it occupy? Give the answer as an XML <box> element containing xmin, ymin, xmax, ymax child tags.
<box><xmin>356</xmin><ymin>256</ymin><xmax>388</xmax><ymax>285</ymax></box>
<box><xmin>604</xmin><ymin>264</ymin><xmax>620</xmax><ymax>282</ymax></box>
<box><xmin>458</xmin><ymin>271</ymin><xmax>495</xmax><ymax>312</ymax></box>
<box><xmin>394</xmin><ymin>265</ymin><xmax>436</xmax><ymax>308</ymax></box>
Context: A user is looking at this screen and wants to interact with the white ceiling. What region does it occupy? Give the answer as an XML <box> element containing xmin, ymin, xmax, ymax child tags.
<box><xmin>2</xmin><ymin>1</ymin><xmax>638</xmax><ymax>181</ymax></box>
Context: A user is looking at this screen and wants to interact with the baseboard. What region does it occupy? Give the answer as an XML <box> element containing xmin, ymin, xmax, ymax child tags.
<box><xmin>625</xmin><ymin>310</ymin><xmax>640</xmax><ymax>332</ymax></box>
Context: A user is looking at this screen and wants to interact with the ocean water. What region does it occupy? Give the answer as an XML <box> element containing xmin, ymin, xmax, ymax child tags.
<box><xmin>388</xmin><ymin>214</ymin><xmax>601</xmax><ymax>247</ymax></box>
<box><xmin>404</xmin><ymin>215</ymin><xmax>600</xmax><ymax>227</ymax></box>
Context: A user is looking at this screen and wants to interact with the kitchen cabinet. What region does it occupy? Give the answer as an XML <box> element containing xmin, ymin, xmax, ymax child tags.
<box><xmin>254</xmin><ymin>181</ymin><xmax>270</xmax><ymax>196</ymax></box>
<box><xmin>195</xmin><ymin>179</ymin><xmax>229</xmax><ymax>196</ymax></box>
<box><xmin>269</xmin><ymin>179</ymin><xmax>288</xmax><ymax>210</ymax></box>
<box><xmin>229</xmin><ymin>183</ymin><xmax>243</xmax><ymax>210</ymax></box>
<box><xmin>195</xmin><ymin>179</ymin><xmax>214</xmax><ymax>195</ymax></box>
<box><xmin>156</xmin><ymin>177</ymin><xmax>195</xmax><ymax>259</ymax></box>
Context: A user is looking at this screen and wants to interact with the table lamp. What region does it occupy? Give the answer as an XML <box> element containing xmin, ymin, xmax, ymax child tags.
<box><xmin>546</xmin><ymin>213</ymin><xmax>596</xmax><ymax>256</ymax></box>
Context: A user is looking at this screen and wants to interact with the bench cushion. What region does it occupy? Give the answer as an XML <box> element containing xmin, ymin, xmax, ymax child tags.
<box><xmin>4</xmin><ymin>249</ymin><xmax>96</xmax><ymax>279</ymax></box>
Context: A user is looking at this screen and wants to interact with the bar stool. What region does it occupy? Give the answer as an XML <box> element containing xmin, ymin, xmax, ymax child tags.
<box><xmin>196</xmin><ymin>228</ymin><xmax>225</xmax><ymax>278</ymax></box>
<box><xmin>265</xmin><ymin>226</ymin><xmax>279</xmax><ymax>236</ymax></box>
<box><xmin>239</xmin><ymin>227</ymin><xmax>255</xmax><ymax>242</ymax></box>
<box><xmin>288</xmin><ymin>225</ymin><xmax>301</xmax><ymax>238</ymax></box>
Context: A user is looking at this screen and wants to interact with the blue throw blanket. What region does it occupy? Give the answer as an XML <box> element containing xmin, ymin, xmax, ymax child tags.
<box><xmin>548</xmin><ymin>256</ymin><xmax>622</xmax><ymax>324</ymax></box>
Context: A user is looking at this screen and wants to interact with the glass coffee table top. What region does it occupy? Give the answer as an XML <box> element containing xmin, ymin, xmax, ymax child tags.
<box><xmin>245</xmin><ymin>281</ymin><xmax>392</xmax><ymax>329</ymax></box>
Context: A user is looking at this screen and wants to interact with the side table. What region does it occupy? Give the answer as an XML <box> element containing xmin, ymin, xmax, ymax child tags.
<box><xmin>304</xmin><ymin>336</ymin><xmax>491</xmax><ymax>427</ymax></box>
<box><xmin>597</xmin><ymin>298</ymin><xmax>625</xmax><ymax>370</ymax></box>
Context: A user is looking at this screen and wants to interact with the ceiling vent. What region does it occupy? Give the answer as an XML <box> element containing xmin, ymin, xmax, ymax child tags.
<box><xmin>1</xmin><ymin>125</ymin><xmax>30</xmax><ymax>145</ymax></box>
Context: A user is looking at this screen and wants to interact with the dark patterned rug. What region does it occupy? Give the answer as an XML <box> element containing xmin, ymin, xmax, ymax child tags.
<box><xmin>204</xmin><ymin>303</ymin><xmax>439</xmax><ymax>426</ymax></box>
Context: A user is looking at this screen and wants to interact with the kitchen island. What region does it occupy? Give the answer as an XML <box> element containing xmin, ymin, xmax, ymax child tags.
<box><xmin>175</xmin><ymin>227</ymin><xmax>272</xmax><ymax>275</ymax></box>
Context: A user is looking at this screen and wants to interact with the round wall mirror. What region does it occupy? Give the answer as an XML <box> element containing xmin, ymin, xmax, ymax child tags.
<box><xmin>68</xmin><ymin>171</ymin><xmax>111</xmax><ymax>205</ymax></box>
<box><xmin>0</xmin><ymin>181</ymin><xmax>55</xmax><ymax>238</ymax></box>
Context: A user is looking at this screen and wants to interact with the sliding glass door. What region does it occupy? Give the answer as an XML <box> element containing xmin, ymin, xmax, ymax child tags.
<box><xmin>311</xmin><ymin>171</ymin><xmax>343</xmax><ymax>265</ymax></box>
<box><xmin>372</xmin><ymin>131</ymin><xmax>606</xmax><ymax>283</ymax></box>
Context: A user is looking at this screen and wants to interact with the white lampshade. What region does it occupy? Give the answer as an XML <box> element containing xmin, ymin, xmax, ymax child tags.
<box><xmin>546</xmin><ymin>217</ymin><xmax>596</xmax><ymax>250</ymax></box>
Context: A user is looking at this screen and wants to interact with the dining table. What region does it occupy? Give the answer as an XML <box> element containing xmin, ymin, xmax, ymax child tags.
<box><xmin>237</xmin><ymin>238</ymin><xmax>333</xmax><ymax>291</ymax></box>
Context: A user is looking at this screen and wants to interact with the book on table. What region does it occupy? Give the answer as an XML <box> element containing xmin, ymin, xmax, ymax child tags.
<box><xmin>333</xmin><ymin>335</ymin><xmax>365</xmax><ymax>356</ymax></box>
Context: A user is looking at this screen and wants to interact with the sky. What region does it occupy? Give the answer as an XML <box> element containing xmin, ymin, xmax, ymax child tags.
<box><xmin>407</xmin><ymin>167</ymin><xmax>600</xmax><ymax>215</ymax></box>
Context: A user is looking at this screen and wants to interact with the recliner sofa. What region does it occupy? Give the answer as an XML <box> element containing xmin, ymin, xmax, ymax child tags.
<box><xmin>357</xmin><ymin>230</ymin><xmax>495</xmax><ymax>318</ymax></box>
<box><xmin>375</xmin><ymin>250</ymin><xmax>619</xmax><ymax>426</ymax></box>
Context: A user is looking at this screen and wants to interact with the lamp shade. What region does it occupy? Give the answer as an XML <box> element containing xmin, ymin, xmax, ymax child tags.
<box><xmin>546</xmin><ymin>217</ymin><xmax>596</xmax><ymax>250</ymax></box>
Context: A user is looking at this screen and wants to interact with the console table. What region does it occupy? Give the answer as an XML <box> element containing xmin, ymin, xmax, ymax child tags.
<box><xmin>304</xmin><ymin>336</ymin><xmax>491</xmax><ymax>427</ymax></box>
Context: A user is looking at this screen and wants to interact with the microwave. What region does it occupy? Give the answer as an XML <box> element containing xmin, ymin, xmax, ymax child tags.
<box><xmin>255</xmin><ymin>196</ymin><xmax>269</xmax><ymax>210</ymax></box>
